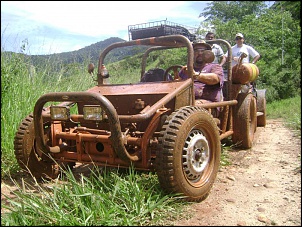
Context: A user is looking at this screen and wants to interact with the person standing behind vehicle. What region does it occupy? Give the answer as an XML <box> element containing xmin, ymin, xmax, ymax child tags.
<box><xmin>205</xmin><ymin>32</ymin><xmax>226</xmax><ymax>67</ymax></box>
<box><xmin>226</xmin><ymin>33</ymin><xmax>260</xmax><ymax>67</ymax></box>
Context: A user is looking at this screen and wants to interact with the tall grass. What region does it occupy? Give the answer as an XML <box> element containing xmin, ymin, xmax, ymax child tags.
<box><xmin>266</xmin><ymin>96</ymin><xmax>301</xmax><ymax>135</ymax></box>
<box><xmin>1</xmin><ymin>51</ymin><xmax>95</xmax><ymax>175</ymax></box>
<box><xmin>1</xmin><ymin>166</ymin><xmax>185</xmax><ymax>226</ymax></box>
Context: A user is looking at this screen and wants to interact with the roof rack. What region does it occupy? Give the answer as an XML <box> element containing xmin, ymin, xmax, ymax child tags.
<box><xmin>128</xmin><ymin>20</ymin><xmax>197</xmax><ymax>41</ymax></box>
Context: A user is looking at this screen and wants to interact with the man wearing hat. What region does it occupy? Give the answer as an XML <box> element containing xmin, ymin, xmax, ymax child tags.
<box><xmin>226</xmin><ymin>33</ymin><xmax>260</xmax><ymax>67</ymax></box>
<box><xmin>179</xmin><ymin>40</ymin><xmax>224</xmax><ymax>103</ymax></box>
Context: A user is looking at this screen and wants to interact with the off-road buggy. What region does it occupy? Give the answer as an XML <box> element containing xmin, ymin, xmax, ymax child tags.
<box><xmin>14</xmin><ymin>22</ymin><xmax>266</xmax><ymax>202</ymax></box>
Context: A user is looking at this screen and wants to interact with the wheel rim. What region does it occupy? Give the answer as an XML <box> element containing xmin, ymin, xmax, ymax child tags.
<box><xmin>182</xmin><ymin>129</ymin><xmax>210</xmax><ymax>182</ymax></box>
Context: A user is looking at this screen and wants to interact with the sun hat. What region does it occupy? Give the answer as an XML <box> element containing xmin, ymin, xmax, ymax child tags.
<box><xmin>235</xmin><ymin>33</ymin><xmax>244</xmax><ymax>38</ymax></box>
<box><xmin>192</xmin><ymin>40</ymin><xmax>212</xmax><ymax>50</ymax></box>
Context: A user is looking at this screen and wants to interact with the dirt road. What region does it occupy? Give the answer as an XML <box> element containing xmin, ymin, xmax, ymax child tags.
<box><xmin>174</xmin><ymin>119</ymin><xmax>301</xmax><ymax>226</ymax></box>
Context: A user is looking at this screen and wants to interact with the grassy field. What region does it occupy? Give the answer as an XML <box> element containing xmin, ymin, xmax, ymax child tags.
<box><xmin>266</xmin><ymin>96</ymin><xmax>301</xmax><ymax>133</ymax></box>
<box><xmin>1</xmin><ymin>50</ymin><xmax>300</xmax><ymax>225</ymax></box>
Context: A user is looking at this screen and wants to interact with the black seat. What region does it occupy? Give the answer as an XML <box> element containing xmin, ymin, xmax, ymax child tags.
<box><xmin>141</xmin><ymin>68</ymin><xmax>172</xmax><ymax>82</ymax></box>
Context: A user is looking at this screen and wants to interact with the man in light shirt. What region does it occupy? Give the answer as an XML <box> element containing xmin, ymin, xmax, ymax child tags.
<box><xmin>226</xmin><ymin>33</ymin><xmax>260</xmax><ymax>67</ymax></box>
<box><xmin>205</xmin><ymin>32</ymin><xmax>226</xmax><ymax>67</ymax></box>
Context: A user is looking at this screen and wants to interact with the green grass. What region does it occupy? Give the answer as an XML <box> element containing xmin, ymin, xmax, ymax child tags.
<box><xmin>1</xmin><ymin>51</ymin><xmax>96</xmax><ymax>177</ymax></box>
<box><xmin>266</xmin><ymin>96</ymin><xmax>301</xmax><ymax>134</ymax></box>
<box><xmin>1</xmin><ymin>165</ymin><xmax>187</xmax><ymax>226</ymax></box>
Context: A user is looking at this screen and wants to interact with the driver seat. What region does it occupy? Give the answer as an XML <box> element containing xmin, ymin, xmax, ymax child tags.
<box><xmin>141</xmin><ymin>68</ymin><xmax>172</xmax><ymax>82</ymax></box>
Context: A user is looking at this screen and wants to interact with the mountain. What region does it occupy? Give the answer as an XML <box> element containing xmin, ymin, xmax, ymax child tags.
<box><xmin>29</xmin><ymin>37</ymin><xmax>147</xmax><ymax>67</ymax></box>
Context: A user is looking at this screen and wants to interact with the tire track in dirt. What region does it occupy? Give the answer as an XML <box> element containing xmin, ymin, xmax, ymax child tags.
<box><xmin>174</xmin><ymin>119</ymin><xmax>301</xmax><ymax>226</ymax></box>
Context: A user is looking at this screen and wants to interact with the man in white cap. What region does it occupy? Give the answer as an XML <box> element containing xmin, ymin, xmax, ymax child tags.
<box><xmin>179</xmin><ymin>40</ymin><xmax>224</xmax><ymax>102</ymax></box>
<box><xmin>226</xmin><ymin>33</ymin><xmax>260</xmax><ymax>67</ymax></box>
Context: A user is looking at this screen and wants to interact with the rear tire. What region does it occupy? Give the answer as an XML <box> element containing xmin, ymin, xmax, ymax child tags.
<box><xmin>233</xmin><ymin>93</ymin><xmax>257</xmax><ymax>149</ymax></box>
<box><xmin>256</xmin><ymin>90</ymin><xmax>267</xmax><ymax>127</ymax></box>
<box><xmin>156</xmin><ymin>106</ymin><xmax>221</xmax><ymax>202</ymax></box>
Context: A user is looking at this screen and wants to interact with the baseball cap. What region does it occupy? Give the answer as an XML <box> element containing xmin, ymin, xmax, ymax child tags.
<box><xmin>192</xmin><ymin>40</ymin><xmax>212</xmax><ymax>50</ymax></box>
<box><xmin>235</xmin><ymin>33</ymin><xmax>244</xmax><ymax>38</ymax></box>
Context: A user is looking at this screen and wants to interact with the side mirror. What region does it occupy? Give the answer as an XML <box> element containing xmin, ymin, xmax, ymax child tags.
<box><xmin>88</xmin><ymin>63</ymin><xmax>94</xmax><ymax>74</ymax></box>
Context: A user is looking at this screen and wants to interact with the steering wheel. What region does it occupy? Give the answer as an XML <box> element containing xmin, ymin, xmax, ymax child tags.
<box><xmin>163</xmin><ymin>65</ymin><xmax>184</xmax><ymax>81</ymax></box>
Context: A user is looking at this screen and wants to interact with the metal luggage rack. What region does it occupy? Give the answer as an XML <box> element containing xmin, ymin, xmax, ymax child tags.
<box><xmin>128</xmin><ymin>20</ymin><xmax>198</xmax><ymax>41</ymax></box>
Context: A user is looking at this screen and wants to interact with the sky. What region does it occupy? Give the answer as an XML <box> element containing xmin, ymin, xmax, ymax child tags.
<box><xmin>1</xmin><ymin>1</ymin><xmax>210</xmax><ymax>55</ymax></box>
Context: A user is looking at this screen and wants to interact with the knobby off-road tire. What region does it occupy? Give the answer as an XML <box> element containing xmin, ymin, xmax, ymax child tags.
<box><xmin>233</xmin><ymin>93</ymin><xmax>257</xmax><ymax>149</ymax></box>
<box><xmin>155</xmin><ymin>106</ymin><xmax>221</xmax><ymax>202</ymax></box>
<box><xmin>14</xmin><ymin>114</ymin><xmax>73</xmax><ymax>179</ymax></box>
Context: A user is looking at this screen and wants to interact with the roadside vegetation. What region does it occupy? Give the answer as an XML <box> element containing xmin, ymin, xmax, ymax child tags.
<box><xmin>1</xmin><ymin>1</ymin><xmax>300</xmax><ymax>226</ymax></box>
<box><xmin>1</xmin><ymin>166</ymin><xmax>188</xmax><ymax>226</ymax></box>
<box><xmin>266</xmin><ymin>96</ymin><xmax>301</xmax><ymax>135</ymax></box>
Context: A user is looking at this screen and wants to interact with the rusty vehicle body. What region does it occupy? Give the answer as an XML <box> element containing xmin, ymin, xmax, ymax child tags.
<box><xmin>14</xmin><ymin>30</ymin><xmax>266</xmax><ymax>202</ymax></box>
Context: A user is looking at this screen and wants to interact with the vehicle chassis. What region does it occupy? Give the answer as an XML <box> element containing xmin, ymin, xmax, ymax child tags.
<box><xmin>14</xmin><ymin>35</ymin><xmax>266</xmax><ymax>202</ymax></box>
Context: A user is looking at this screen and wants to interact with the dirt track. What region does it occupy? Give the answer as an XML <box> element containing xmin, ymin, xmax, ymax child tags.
<box><xmin>174</xmin><ymin>119</ymin><xmax>301</xmax><ymax>226</ymax></box>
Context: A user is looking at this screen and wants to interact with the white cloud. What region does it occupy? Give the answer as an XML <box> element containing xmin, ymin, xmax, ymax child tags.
<box><xmin>1</xmin><ymin>1</ymin><xmax>209</xmax><ymax>54</ymax></box>
<box><xmin>2</xmin><ymin>1</ymin><xmax>201</xmax><ymax>35</ymax></box>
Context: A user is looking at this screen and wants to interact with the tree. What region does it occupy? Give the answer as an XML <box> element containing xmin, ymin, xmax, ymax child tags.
<box><xmin>199</xmin><ymin>1</ymin><xmax>267</xmax><ymax>23</ymax></box>
<box><xmin>271</xmin><ymin>1</ymin><xmax>300</xmax><ymax>20</ymax></box>
<box><xmin>198</xmin><ymin>1</ymin><xmax>301</xmax><ymax>102</ymax></box>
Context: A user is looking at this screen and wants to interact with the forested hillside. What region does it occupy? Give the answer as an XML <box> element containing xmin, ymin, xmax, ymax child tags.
<box><xmin>29</xmin><ymin>37</ymin><xmax>147</xmax><ymax>66</ymax></box>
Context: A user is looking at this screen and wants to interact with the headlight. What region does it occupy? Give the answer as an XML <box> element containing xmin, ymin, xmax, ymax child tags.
<box><xmin>83</xmin><ymin>105</ymin><xmax>103</xmax><ymax>121</ymax></box>
<box><xmin>50</xmin><ymin>106</ymin><xmax>70</xmax><ymax>120</ymax></box>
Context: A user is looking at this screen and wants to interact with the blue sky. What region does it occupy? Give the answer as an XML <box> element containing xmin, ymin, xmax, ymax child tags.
<box><xmin>1</xmin><ymin>1</ymin><xmax>209</xmax><ymax>55</ymax></box>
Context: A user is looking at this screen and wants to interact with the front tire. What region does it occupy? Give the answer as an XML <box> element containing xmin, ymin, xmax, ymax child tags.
<box><xmin>14</xmin><ymin>114</ymin><xmax>71</xmax><ymax>179</ymax></box>
<box><xmin>156</xmin><ymin>106</ymin><xmax>221</xmax><ymax>202</ymax></box>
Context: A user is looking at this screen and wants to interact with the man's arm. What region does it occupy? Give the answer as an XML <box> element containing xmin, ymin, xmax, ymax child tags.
<box><xmin>193</xmin><ymin>64</ymin><xmax>223</xmax><ymax>85</ymax></box>
<box><xmin>217</xmin><ymin>45</ymin><xmax>226</xmax><ymax>66</ymax></box>
<box><xmin>247</xmin><ymin>45</ymin><xmax>260</xmax><ymax>64</ymax></box>
<box><xmin>194</xmin><ymin>72</ymin><xmax>220</xmax><ymax>85</ymax></box>
<box><xmin>219</xmin><ymin>55</ymin><xmax>227</xmax><ymax>66</ymax></box>
<box><xmin>251</xmin><ymin>55</ymin><xmax>260</xmax><ymax>64</ymax></box>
